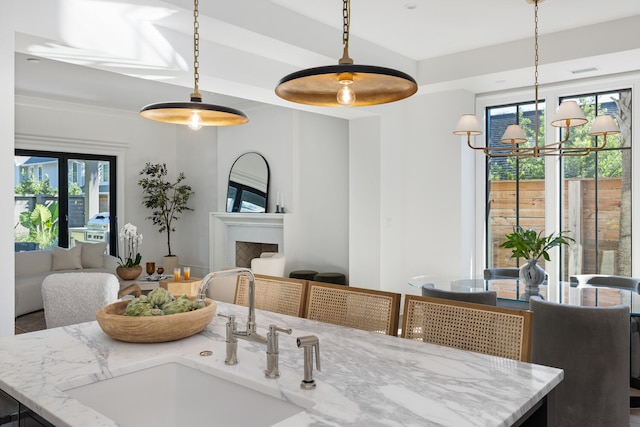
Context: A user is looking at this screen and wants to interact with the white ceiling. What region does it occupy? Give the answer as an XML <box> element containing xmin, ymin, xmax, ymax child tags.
<box><xmin>12</xmin><ymin>0</ymin><xmax>640</xmax><ymax>118</ymax></box>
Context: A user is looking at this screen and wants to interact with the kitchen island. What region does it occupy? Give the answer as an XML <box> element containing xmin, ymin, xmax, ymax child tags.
<box><xmin>0</xmin><ymin>301</ymin><xmax>562</xmax><ymax>426</ymax></box>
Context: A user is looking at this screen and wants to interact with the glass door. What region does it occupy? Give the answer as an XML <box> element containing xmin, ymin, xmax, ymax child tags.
<box><xmin>14</xmin><ymin>150</ymin><xmax>117</xmax><ymax>255</ymax></box>
<box><xmin>14</xmin><ymin>155</ymin><xmax>60</xmax><ymax>251</ymax></box>
<box><xmin>68</xmin><ymin>158</ymin><xmax>113</xmax><ymax>252</ymax></box>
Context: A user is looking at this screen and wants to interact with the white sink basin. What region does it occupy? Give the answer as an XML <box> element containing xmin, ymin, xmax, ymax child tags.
<box><xmin>63</xmin><ymin>360</ymin><xmax>309</xmax><ymax>427</ymax></box>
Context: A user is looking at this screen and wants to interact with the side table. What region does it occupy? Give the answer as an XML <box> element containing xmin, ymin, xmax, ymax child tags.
<box><xmin>159</xmin><ymin>278</ymin><xmax>202</xmax><ymax>298</ymax></box>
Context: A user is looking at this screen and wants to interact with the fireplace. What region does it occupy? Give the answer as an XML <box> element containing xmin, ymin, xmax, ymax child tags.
<box><xmin>210</xmin><ymin>213</ymin><xmax>284</xmax><ymax>271</ymax></box>
<box><xmin>235</xmin><ymin>241</ymin><xmax>278</xmax><ymax>268</ymax></box>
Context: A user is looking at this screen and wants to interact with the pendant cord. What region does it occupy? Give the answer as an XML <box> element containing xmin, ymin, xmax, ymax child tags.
<box><xmin>339</xmin><ymin>0</ymin><xmax>353</xmax><ymax>64</ymax></box>
<box><xmin>191</xmin><ymin>0</ymin><xmax>201</xmax><ymax>99</ymax></box>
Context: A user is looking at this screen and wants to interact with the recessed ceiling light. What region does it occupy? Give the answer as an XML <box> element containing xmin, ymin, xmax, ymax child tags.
<box><xmin>404</xmin><ymin>3</ymin><xmax>418</xmax><ymax>10</ymax></box>
<box><xmin>26</xmin><ymin>57</ymin><xmax>41</xmax><ymax>63</ymax></box>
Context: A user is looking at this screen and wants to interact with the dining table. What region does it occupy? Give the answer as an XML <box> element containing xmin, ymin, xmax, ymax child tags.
<box><xmin>408</xmin><ymin>274</ymin><xmax>640</xmax><ymax>315</ymax></box>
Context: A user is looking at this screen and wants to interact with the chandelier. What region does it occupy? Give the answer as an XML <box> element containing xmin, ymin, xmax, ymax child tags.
<box><xmin>453</xmin><ymin>0</ymin><xmax>620</xmax><ymax>158</ymax></box>
<box><xmin>140</xmin><ymin>0</ymin><xmax>248</xmax><ymax>129</ymax></box>
<box><xmin>275</xmin><ymin>0</ymin><xmax>417</xmax><ymax>107</ymax></box>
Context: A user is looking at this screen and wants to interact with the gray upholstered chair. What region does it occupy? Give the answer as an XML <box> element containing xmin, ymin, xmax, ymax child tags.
<box><xmin>569</xmin><ymin>274</ymin><xmax>640</xmax><ymax>291</ymax></box>
<box><xmin>529</xmin><ymin>296</ymin><xmax>630</xmax><ymax>427</ymax></box>
<box><xmin>421</xmin><ymin>286</ymin><xmax>497</xmax><ymax>306</ymax></box>
<box><xmin>42</xmin><ymin>272</ymin><xmax>120</xmax><ymax>328</ymax></box>
<box><xmin>569</xmin><ymin>274</ymin><xmax>640</xmax><ymax>393</ymax></box>
<box><xmin>483</xmin><ymin>268</ymin><xmax>519</xmax><ymax>279</ymax></box>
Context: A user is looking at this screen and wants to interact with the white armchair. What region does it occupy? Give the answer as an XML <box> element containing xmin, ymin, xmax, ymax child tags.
<box><xmin>42</xmin><ymin>272</ymin><xmax>120</xmax><ymax>328</ymax></box>
<box><xmin>250</xmin><ymin>252</ymin><xmax>286</xmax><ymax>277</ymax></box>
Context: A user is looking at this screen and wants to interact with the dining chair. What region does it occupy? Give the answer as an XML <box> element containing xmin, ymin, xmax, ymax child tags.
<box><xmin>421</xmin><ymin>286</ymin><xmax>497</xmax><ymax>306</ymax></box>
<box><xmin>401</xmin><ymin>295</ymin><xmax>532</xmax><ymax>362</ymax></box>
<box><xmin>234</xmin><ymin>274</ymin><xmax>307</xmax><ymax>317</ymax></box>
<box><xmin>483</xmin><ymin>268</ymin><xmax>520</xmax><ymax>279</ymax></box>
<box><xmin>569</xmin><ymin>274</ymin><xmax>640</xmax><ymax>291</ymax></box>
<box><xmin>529</xmin><ymin>296</ymin><xmax>629</xmax><ymax>427</ymax></box>
<box><xmin>304</xmin><ymin>281</ymin><xmax>401</xmax><ymax>336</ymax></box>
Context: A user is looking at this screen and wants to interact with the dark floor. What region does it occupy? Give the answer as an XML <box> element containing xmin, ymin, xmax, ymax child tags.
<box><xmin>14</xmin><ymin>310</ymin><xmax>46</xmax><ymax>334</ymax></box>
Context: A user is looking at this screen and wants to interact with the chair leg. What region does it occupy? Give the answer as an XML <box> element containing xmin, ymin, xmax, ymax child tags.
<box><xmin>630</xmin><ymin>377</ymin><xmax>640</xmax><ymax>408</ymax></box>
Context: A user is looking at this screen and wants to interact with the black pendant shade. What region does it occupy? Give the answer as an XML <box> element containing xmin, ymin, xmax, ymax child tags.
<box><xmin>140</xmin><ymin>98</ymin><xmax>249</xmax><ymax>127</ymax></box>
<box><xmin>276</xmin><ymin>64</ymin><xmax>417</xmax><ymax>107</ymax></box>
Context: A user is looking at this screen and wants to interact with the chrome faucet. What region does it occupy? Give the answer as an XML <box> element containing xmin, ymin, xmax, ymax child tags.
<box><xmin>265</xmin><ymin>324</ymin><xmax>292</xmax><ymax>378</ymax></box>
<box><xmin>197</xmin><ymin>268</ymin><xmax>265</xmax><ymax>343</ymax></box>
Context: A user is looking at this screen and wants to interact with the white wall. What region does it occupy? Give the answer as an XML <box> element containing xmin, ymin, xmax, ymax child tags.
<box><xmin>349</xmin><ymin>116</ymin><xmax>381</xmax><ymax>289</ymax></box>
<box><xmin>174</xmin><ymin>125</ymin><xmax>218</xmax><ymax>279</ymax></box>
<box><xmin>290</xmin><ymin>111</ymin><xmax>349</xmax><ymax>276</ymax></box>
<box><xmin>0</xmin><ymin>7</ymin><xmax>16</xmax><ymax>336</ymax></box>
<box><xmin>346</xmin><ymin>90</ymin><xmax>477</xmax><ymax>300</ymax></box>
<box><xmin>216</xmin><ymin>106</ymin><xmax>350</xmax><ymax>277</ymax></box>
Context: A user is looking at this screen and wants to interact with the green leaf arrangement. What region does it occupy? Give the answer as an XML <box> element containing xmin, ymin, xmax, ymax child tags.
<box><xmin>500</xmin><ymin>226</ymin><xmax>575</xmax><ymax>261</ymax></box>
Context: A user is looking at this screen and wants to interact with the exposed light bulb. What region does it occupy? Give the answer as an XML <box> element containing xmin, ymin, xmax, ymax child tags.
<box><xmin>188</xmin><ymin>110</ymin><xmax>203</xmax><ymax>130</ymax></box>
<box><xmin>337</xmin><ymin>80</ymin><xmax>356</xmax><ymax>106</ymax></box>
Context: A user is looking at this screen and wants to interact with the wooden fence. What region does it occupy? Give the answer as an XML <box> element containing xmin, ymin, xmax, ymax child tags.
<box><xmin>488</xmin><ymin>178</ymin><xmax>624</xmax><ymax>276</ymax></box>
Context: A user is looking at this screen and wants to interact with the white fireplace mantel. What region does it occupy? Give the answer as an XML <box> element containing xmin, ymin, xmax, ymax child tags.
<box><xmin>209</xmin><ymin>212</ymin><xmax>285</xmax><ymax>271</ymax></box>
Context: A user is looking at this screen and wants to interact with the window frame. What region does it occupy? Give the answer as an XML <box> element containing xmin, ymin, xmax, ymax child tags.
<box><xmin>475</xmin><ymin>75</ymin><xmax>640</xmax><ymax>290</ymax></box>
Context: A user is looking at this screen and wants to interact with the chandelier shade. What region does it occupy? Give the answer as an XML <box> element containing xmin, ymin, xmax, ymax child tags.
<box><xmin>500</xmin><ymin>125</ymin><xmax>528</xmax><ymax>144</ymax></box>
<box><xmin>140</xmin><ymin>0</ymin><xmax>248</xmax><ymax>128</ymax></box>
<box><xmin>453</xmin><ymin>114</ymin><xmax>483</xmax><ymax>136</ymax></box>
<box><xmin>550</xmin><ymin>100</ymin><xmax>588</xmax><ymax>128</ymax></box>
<box><xmin>588</xmin><ymin>114</ymin><xmax>620</xmax><ymax>136</ymax></box>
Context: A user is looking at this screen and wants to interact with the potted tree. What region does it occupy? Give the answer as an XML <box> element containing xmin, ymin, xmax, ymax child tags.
<box><xmin>138</xmin><ymin>163</ymin><xmax>194</xmax><ymax>273</ymax></box>
<box><xmin>500</xmin><ymin>225</ymin><xmax>574</xmax><ymax>295</ymax></box>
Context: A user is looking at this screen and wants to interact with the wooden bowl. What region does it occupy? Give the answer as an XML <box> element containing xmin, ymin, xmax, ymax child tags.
<box><xmin>96</xmin><ymin>298</ymin><xmax>217</xmax><ymax>343</ymax></box>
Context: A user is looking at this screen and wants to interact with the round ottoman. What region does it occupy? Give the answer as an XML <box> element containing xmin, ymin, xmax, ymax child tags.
<box><xmin>289</xmin><ymin>270</ymin><xmax>319</xmax><ymax>280</ymax></box>
<box><xmin>313</xmin><ymin>272</ymin><xmax>347</xmax><ymax>285</ymax></box>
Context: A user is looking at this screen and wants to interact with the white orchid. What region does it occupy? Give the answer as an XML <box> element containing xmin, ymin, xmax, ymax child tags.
<box><xmin>118</xmin><ymin>223</ymin><xmax>143</xmax><ymax>268</ymax></box>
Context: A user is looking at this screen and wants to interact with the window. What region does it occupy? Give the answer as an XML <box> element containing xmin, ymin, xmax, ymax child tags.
<box><xmin>486</xmin><ymin>100</ymin><xmax>546</xmax><ymax>269</ymax></box>
<box><xmin>100</xmin><ymin>162</ymin><xmax>110</xmax><ymax>184</ymax></box>
<box><xmin>560</xmin><ymin>89</ymin><xmax>632</xmax><ymax>278</ymax></box>
<box><xmin>14</xmin><ymin>150</ymin><xmax>117</xmax><ymax>254</ymax></box>
<box><xmin>484</xmin><ymin>88</ymin><xmax>632</xmax><ymax>280</ymax></box>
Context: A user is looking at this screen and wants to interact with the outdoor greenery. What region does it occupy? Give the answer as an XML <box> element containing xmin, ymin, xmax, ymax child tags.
<box><xmin>138</xmin><ymin>163</ymin><xmax>194</xmax><ymax>257</ymax></box>
<box><xmin>15</xmin><ymin>201</ymin><xmax>59</xmax><ymax>249</ymax></box>
<box><xmin>68</xmin><ymin>182</ymin><xmax>83</xmax><ymax>195</ymax></box>
<box><xmin>500</xmin><ymin>225</ymin><xmax>574</xmax><ymax>262</ymax></box>
<box><xmin>489</xmin><ymin>99</ymin><xmax>622</xmax><ymax>181</ymax></box>
<box><xmin>14</xmin><ymin>171</ymin><xmax>56</xmax><ymax>195</ymax></box>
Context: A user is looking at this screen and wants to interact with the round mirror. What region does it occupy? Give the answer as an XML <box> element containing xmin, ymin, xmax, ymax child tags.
<box><xmin>226</xmin><ymin>152</ymin><xmax>269</xmax><ymax>212</ymax></box>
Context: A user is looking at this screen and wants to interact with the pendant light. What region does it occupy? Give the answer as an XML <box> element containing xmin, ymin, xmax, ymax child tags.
<box><xmin>453</xmin><ymin>0</ymin><xmax>620</xmax><ymax>158</ymax></box>
<box><xmin>140</xmin><ymin>0</ymin><xmax>248</xmax><ymax>128</ymax></box>
<box><xmin>275</xmin><ymin>0</ymin><xmax>417</xmax><ymax>107</ymax></box>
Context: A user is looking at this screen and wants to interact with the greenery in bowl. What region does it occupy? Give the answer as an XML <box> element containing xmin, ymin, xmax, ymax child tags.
<box><xmin>500</xmin><ymin>225</ymin><xmax>574</xmax><ymax>261</ymax></box>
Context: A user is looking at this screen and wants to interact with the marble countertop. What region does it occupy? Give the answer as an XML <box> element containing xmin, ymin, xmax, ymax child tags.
<box><xmin>0</xmin><ymin>302</ymin><xmax>562</xmax><ymax>426</ymax></box>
